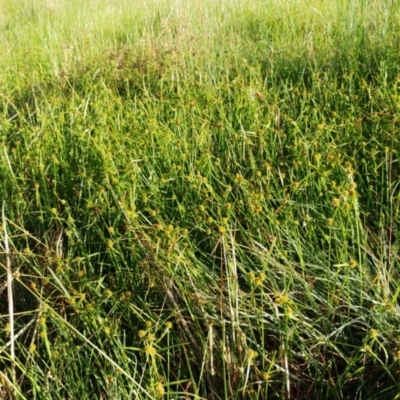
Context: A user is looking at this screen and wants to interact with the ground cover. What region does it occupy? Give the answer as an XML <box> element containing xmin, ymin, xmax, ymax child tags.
<box><xmin>1</xmin><ymin>0</ymin><xmax>400</xmax><ymax>398</ymax></box>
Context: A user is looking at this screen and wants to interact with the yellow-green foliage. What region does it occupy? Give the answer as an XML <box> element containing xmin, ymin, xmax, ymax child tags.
<box><xmin>1</xmin><ymin>0</ymin><xmax>400</xmax><ymax>399</ymax></box>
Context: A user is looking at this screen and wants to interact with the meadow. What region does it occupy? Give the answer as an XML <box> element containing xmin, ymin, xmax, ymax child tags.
<box><xmin>1</xmin><ymin>0</ymin><xmax>400</xmax><ymax>398</ymax></box>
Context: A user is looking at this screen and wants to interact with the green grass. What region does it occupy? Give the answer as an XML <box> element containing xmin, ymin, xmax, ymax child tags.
<box><xmin>1</xmin><ymin>0</ymin><xmax>400</xmax><ymax>399</ymax></box>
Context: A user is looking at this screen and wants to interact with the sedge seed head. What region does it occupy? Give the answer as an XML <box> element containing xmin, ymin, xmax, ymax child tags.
<box><xmin>254</xmin><ymin>205</ymin><xmax>263</xmax><ymax>214</ymax></box>
<box><xmin>286</xmin><ymin>307</ymin><xmax>294</xmax><ymax>318</ymax></box>
<box><xmin>103</xmin><ymin>326</ymin><xmax>111</xmax><ymax>335</ymax></box>
<box><xmin>370</xmin><ymin>329</ymin><xmax>378</xmax><ymax>339</ymax></box>
<box><xmin>144</xmin><ymin>345</ymin><xmax>157</xmax><ymax>356</ymax></box>
<box><xmin>275</xmin><ymin>294</ymin><xmax>290</xmax><ymax>304</ymax></box>
<box><xmin>165</xmin><ymin>321</ymin><xmax>172</xmax><ymax>329</ymax></box>
<box><xmin>138</xmin><ymin>330</ymin><xmax>146</xmax><ymax>338</ymax></box>
<box><xmin>147</xmin><ymin>333</ymin><xmax>155</xmax><ymax>341</ymax></box>
<box><xmin>155</xmin><ymin>383</ymin><xmax>164</xmax><ymax>397</ymax></box>
<box><xmin>349</xmin><ymin>189</ymin><xmax>357</xmax><ymax>196</ymax></box>
<box><xmin>348</xmin><ymin>259</ymin><xmax>358</xmax><ymax>268</ymax></box>
<box><xmin>292</xmin><ymin>182</ymin><xmax>300</xmax><ymax>189</ymax></box>
<box><xmin>364</xmin><ymin>345</ymin><xmax>372</xmax><ymax>353</ymax></box>
<box><xmin>332</xmin><ymin>198</ymin><xmax>340</xmax><ymax>207</ymax></box>
<box><xmin>262</xmin><ymin>371</ymin><xmax>271</xmax><ymax>380</ymax></box>
<box><xmin>248</xmin><ymin>349</ymin><xmax>257</xmax><ymax>360</ymax></box>
<box><xmin>314</xmin><ymin>153</ymin><xmax>322</xmax><ymax>162</ymax></box>
<box><xmin>254</xmin><ymin>278</ymin><xmax>263</xmax><ymax>287</ymax></box>
<box><xmin>218</xmin><ymin>226</ymin><xmax>227</xmax><ymax>234</ymax></box>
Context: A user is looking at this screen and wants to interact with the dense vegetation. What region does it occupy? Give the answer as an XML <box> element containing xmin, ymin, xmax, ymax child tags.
<box><xmin>1</xmin><ymin>0</ymin><xmax>400</xmax><ymax>398</ymax></box>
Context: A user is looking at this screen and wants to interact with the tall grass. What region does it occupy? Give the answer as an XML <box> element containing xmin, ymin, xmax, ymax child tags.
<box><xmin>1</xmin><ymin>0</ymin><xmax>400</xmax><ymax>399</ymax></box>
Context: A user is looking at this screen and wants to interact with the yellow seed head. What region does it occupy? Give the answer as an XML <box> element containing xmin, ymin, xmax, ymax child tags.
<box><xmin>275</xmin><ymin>294</ymin><xmax>290</xmax><ymax>304</ymax></box>
<box><xmin>103</xmin><ymin>326</ymin><xmax>111</xmax><ymax>335</ymax></box>
<box><xmin>155</xmin><ymin>383</ymin><xmax>164</xmax><ymax>397</ymax></box>
<box><xmin>348</xmin><ymin>259</ymin><xmax>358</xmax><ymax>268</ymax></box>
<box><xmin>254</xmin><ymin>205</ymin><xmax>263</xmax><ymax>214</ymax></box>
<box><xmin>369</xmin><ymin>329</ymin><xmax>378</xmax><ymax>339</ymax></box>
<box><xmin>262</xmin><ymin>371</ymin><xmax>271</xmax><ymax>380</ymax></box>
<box><xmin>138</xmin><ymin>330</ymin><xmax>146</xmax><ymax>338</ymax></box>
<box><xmin>314</xmin><ymin>153</ymin><xmax>322</xmax><ymax>162</ymax></box>
<box><xmin>254</xmin><ymin>278</ymin><xmax>263</xmax><ymax>287</ymax></box>
<box><xmin>332</xmin><ymin>198</ymin><xmax>340</xmax><ymax>207</ymax></box>
<box><xmin>248</xmin><ymin>350</ymin><xmax>257</xmax><ymax>360</ymax></box>
<box><xmin>349</xmin><ymin>189</ymin><xmax>357</xmax><ymax>196</ymax></box>
<box><xmin>145</xmin><ymin>345</ymin><xmax>157</xmax><ymax>356</ymax></box>
<box><xmin>165</xmin><ymin>321</ymin><xmax>172</xmax><ymax>329</ymax></box>
<box><xmin>145</xmin><ymin>320</ymin><xmax>153</xmax><ymax>328</ymax></box>
<box><xmin>147</xmin><ymin>333</ymin><xmax>155</xmax><ymax>342</ymax></box>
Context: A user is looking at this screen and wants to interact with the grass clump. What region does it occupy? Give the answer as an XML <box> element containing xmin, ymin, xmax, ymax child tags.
<box><xmin>1</xmin><ymin>0</ymin><xmax>400</xmax><ymax>399</ymax></box>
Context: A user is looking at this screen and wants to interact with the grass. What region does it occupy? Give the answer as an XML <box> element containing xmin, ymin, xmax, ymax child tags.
<box><xmin>1</xmin><ymin>0</ymin><xmax>400</xmax><ymax>398</ymax></box>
